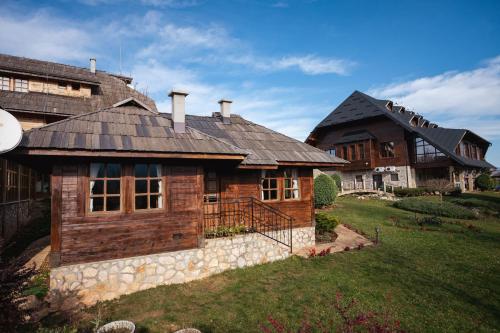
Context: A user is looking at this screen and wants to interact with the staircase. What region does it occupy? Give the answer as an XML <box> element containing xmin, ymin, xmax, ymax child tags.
<box><xmin>203</xmin><ymin>197</ymin><xmax>293</xmax><ymax>252</ymax></box>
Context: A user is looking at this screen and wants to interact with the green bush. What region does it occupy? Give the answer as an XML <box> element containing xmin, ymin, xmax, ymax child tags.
<box><xmin>393</xmin><ymin>187</ymin><xmax>428</xmax><ymax>197</ymax></box>
<box><xmin>475</xmin><ymin>173</ymin><xmax>495</xmax><ymax>191</ymax></box>
<box><xmin>416</xmin><ymin>216</ymin><xmax>443</xmax><ymax>226</ymax></box>
<box><xmin>314</xmin><ymin>174</ymin><xmax>337</xmax><ymax>208</ymax></box>
<box><xmin>394</xmin><ymin>198</ymin><xmax>477</xmax><ymax>219</ymax></box>
<box><xmin>330</xmin><ymin>173</ymin><xmax>342</xmax><ymax>189</ymax></box>
<box><xmin>315</xmin><ymin>212</ymin><xmax>340</xmax><ymax>234</ymax></box>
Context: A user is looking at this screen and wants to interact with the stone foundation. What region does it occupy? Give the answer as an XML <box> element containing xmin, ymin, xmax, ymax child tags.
<box><xmin>50</xmin><ymin>227</ymin><xmax>315</xmax><ymax>305</ymax></box>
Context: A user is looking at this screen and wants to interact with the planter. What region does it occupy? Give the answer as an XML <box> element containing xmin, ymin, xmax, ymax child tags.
<box><xmin>97</xmin><ymin>320</ymin><xmax>135</xmax><ymax>333</ymax></box>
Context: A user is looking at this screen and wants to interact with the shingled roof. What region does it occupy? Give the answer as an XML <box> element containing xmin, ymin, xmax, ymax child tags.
<box><xmin>310</xmin><ymin>90</ymin><xmax>494</xmax><ymax>169</ymax></box>
<box><xmin>19</xmin><ymin>105</ymin><xmax>246</xmax><ymax>157</ymax></box>
<box><xmin>0</xmin><ymin>54</ymin><xmax>157</xmax><ymax>116</ymax></box>
<box><xmin>185</xmin><ymin>113</ymin><xmax>346</xmax><ymax>166</ymax></box>
<box><xmin>18</xmin><ymin>104</ymin><xmax>346</xmax><ymax>166</ymax></box>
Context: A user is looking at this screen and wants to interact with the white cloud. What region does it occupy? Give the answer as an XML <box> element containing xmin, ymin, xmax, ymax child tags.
<box><xmin>274</xmin><ymin>55</ymin><xmax>355</xmax><ymax>75</ymax></box>
<box><xmin>369</xmin><ymin>56</ymin><xmax>500</xmax><ymax>140</ymax></box>
<box><xmin>0</xmin><ymin>10</ymin><xmax>93</xmax><ymax>62</ymax></box>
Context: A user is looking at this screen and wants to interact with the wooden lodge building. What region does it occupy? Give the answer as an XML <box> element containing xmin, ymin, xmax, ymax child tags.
<box><xmin>306</xmin><ymin>91</ymin><xmax>494</xmax><ymax>192</ymax></box>
<box><xmin>1</xmin><ymin>54</ymin><xmax>346</xmax><ymax>304</ymax></box>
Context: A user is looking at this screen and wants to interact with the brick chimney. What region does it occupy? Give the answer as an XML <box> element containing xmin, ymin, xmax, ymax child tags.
<box><xmin>169</xmin><ymin>90</ymin><xmax>189</xmax><ymax>133</ymax></box>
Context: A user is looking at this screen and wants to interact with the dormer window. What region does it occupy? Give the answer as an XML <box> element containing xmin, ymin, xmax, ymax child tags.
<box><xmin>0</xmin><ymin>76</ymin><xmax>9</xmax><ymax>91</ymax></box>
<box><xmin>71</xmin><ymin>83</ymin><xmax>81</xmax><ymax>91</ymax></box>
<box><xmin>14</xmin><ymin>79</ymin><xmax>28</xmax><ymax>92</ymax></box>
<box><xmin>410</xmin><ymin>117</ymin><xmax>418</xmax><ymax>127</ymax></box>
<box><xmin>58</xmin><ymin>82</ymin><xmax>66</xmax><ymax>90</ymax></box>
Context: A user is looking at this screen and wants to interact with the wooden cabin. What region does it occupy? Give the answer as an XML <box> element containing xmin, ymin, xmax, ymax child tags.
<box><xmin>10</xmin><ymin>91</ymin><xmax>346</xmax><ymax>304</ymax></box>
<box><xmin>306</xmin><ymin>91</ymin><xmax>494</xmax><ymax>192</ymax></box>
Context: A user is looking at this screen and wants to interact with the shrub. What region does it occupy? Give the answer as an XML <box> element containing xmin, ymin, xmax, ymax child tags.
<box><xmin>314</xmin><ymin>174</ymin><xmax>337</xmax><ymax>208</ymax></box>
<box><xmin>393</xmin><ymin>187</ymin><xmax>428</xmax><ymax>197</ymax></box>
<box><xmin>315</xmin><ymin>212</ymin><xmax>340</xmax><ymax>234</ymax></box>
<box><xmin>330</xmin><ymin>173</ymin><xmax>342</xmax><ymax>189</ymax></box>
<box><xmin>394</xmin><ymin>198</ymin><xmax>477</xmax><ymax>219</ymax></box>
<box><xmin>416</xmin><ymin>216</ymin><xmax>443</xmax><ymax>226</ymax></box>
<box><xmin>450</xmin><ymin>187</ymin><xmax>462</xmax><ymax>196</ymax></box>
<box><xmin>475</xmin><ymin>173</ymin><xmax>495</xmax><ymax>191</ymax></box>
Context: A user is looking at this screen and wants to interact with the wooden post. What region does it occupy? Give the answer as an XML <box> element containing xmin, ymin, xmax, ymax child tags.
<box><xmin>50</xmin><ymin>165</ymin><xmax>63</xmax><ymax>267</ymax></box>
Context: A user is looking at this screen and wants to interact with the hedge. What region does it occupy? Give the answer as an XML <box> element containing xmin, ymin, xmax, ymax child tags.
<box><xmin>393</xmin><ymin>188</ymin><xmax>428</xmax><ymax>197</ymax></box>
<box><xmin>314</xmin><ymin>174</ymin><xmax>337</xmax><ymax>208</ymax></box>
<box><xmin>393</xmin><ymin>198</ymin><xmax>477</xmax><ymax>219</ymax></box>
<box><xmin>330</xmin><ymin>174</ymin><xmax>342</xmax><ymax>189</ymax></box>
<box><xmin>315</xmin><ymin>212</ymin><xmax>340</xmax><ymax>234</ymax></box>
<box><xmin>475</xmin><ymin>174</ymin><xmax>495</xmax><ymax>191</ymax></box>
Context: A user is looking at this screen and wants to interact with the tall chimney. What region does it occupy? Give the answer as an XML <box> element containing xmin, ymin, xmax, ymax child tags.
<box><xmin>218</xmin><ymin>99</ymin><xmax>232</xmax><ymax>124</ymax></box>
<box><xmin>169</xmin><ymin>90</ymin><xmax>189</xmax><ymax>133</ymax></box>
<box><xmin>90</xmin><ymin>58</ymin><xmax>96</xmax><ymax>74</ymax></box>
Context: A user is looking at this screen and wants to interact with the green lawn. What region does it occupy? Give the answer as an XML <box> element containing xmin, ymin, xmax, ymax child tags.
<box><xmin>45</xmin><ymin>193</ymin><xmax>500</xmax><ymax>333</ymax></box>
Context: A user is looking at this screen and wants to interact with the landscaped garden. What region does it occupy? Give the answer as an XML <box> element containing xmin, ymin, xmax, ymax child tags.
<box><xmin>37</xmin><ymin>192</ymin><xmax>500</xmax><ymax>332</ymax></box>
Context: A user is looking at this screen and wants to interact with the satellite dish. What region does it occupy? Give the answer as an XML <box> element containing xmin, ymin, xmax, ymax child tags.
<box><xmin>0</xmin><ymin>108</ymin><xmax>23</xmax><ymax>154</ymax></box>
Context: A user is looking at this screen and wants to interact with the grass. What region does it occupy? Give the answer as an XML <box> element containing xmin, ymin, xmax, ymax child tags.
<box><xmin>393</xmin><ymin>197</ymin><xmax>478</xmax><ymax>219</ymax></box>
<box><xmin>42</xmin><ymin>193</ymin><xmax>500</xmax><ymax>333</ymax></box>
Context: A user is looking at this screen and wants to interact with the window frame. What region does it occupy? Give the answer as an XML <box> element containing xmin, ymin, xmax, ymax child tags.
<box><xmin>349</xmin><ymin>145</ymin><xmax>356</xmax><ymax>160</ymax></box>
<box><xmin>414</xmin><ymin>137</ymin><xmax>445</xmax><ymax>163</ymax></box>
<box><xmin>134</xmin><ymin>163</ymin><xmax>164</xmax><ymax>211</ymax></box>
<box><xmin>358</xmin><ymin>143</ymin><xmax>365</xmax><ymax>160</ymax></box>
<box><xmin>14</xmin><ymin>78</ymin><xmax>28</xmax><ymax>93</ymax></box>
<box><xmin>261</xmin><ymin>170</ymin><xmax>279</xmax><ymax>201</ymax></box>
<box><xmin>390</xmin><ymin>173</ymin><xmax>399</xmax><ymax>182</ymax></box>
<box><xmin>88</xmin><ymin>163</ymin><xmax>122</xmax><ymax>214</ymax></box>
<box><xmin>283</xmin><ymin>168</ymin><xmax>300</xmax><ymax>201</ymax></box>
<box><xmin>204</xmin><ymin>170</ymin><xmax>219</xmax><ymax>203</ymax></box>
<box><xmin>326</xmin><ymin>148</ymin><xmax>336</xmax><ymax>156</ymax></box>
<box><xmin>0</xmin><ymin>76</ymin><xmax>9</xmax><ymax>91</ymax></box>
<box><xmin>379</xmin><ymin>141</ymin><xmax>395</xmax><ymax>158</ymax></box>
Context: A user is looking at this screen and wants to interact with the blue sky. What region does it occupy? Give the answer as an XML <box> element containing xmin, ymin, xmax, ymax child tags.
<box><xmin>1</xmin><ymin>0</ymin><xmax>499</xmax><ymax>166</ymax></box>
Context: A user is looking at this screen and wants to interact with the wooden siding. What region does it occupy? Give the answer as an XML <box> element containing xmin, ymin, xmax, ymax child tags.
<box><xmin>217</xmin><ymin>168</ymin><xmax>314</xmax><ymax>228</ymax></box>
<box><xmin>53</xmin><ymin>163</ymin><xmax>203</xmax><ymax>266</ymax></box>
<box><xmin>313</xmin><ymin>117</ymin><xmax>412</xmax><ymax>171</ymax></box>
<box><xmin>51</xmin><ymin>161</ymin><xmax>315</xmax><ymax>266</ymax></box>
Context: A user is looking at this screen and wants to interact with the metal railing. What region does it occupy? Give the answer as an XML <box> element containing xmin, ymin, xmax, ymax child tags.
<box><xmin>203</xmin><ymin>197</ymin><xmax>293</xmax><ymax>252</ymax></box>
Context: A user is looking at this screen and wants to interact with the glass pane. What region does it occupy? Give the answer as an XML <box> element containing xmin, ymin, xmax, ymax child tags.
<box><xmin>107</xmin><ymin>180</ymin><xmax>120</xmax><ymax>194</ymax></box>
<box><xmin>135</xmin><ymin>180</ymin><xmax>147</xmax><ymax>193</ymax></box>
<box><xmin>90</xmin><ymin>163</ymin><xmax>105</xmax><ymax>178</ymax></box>
<box><xmin>263</xmin><ymin>191</ymin><xmax>269</xmax><ymax>201</ymax></box>
<box><xmin>149</xmin><ymin>164</ymin><xmax>161</xmax><ymax>177</ymax></box>
<box><xmin>90</xmin><ymin>197</ymin><xmax>104</xmax><ymax>212</ymax></box>
<box><xmin>107</xmin><ymin>164</ymin><xmax>121</xmax><ymax>178</ymax></box>
<box><xmin>150</xmin><ymin>195</ymin><xmax>162</xmax><ymax>208</ymax></box>
<box><xmin>284</xmin><ymin>179</ymin><xmax>291</xmax><ymax>189</ymax></box>
<box><xmin>285</xmin><ymin>189</ymin><xmax>292</xmax><ymax>199</ymax></box>
<box><xmin>207</xmin><ymin>180</ymin><xmax>217</xmax><ymax>192</ymax></box>
<box><xmin>106</xmin><ymin>196</ymin><xmax>120</xmax><ymax>211</ymax></box>
<box><xmin>270</xmin><ymin>179</ymin><xmax>277</xmax><ymax>189</ymax></box>
<box><xmin>262</xmin><ymin>178</ymin><xmax>269</xmax><ymax>189</ymax></box>
<box><xmin>135</xmin><ymin>195</ymin><xmax>147</xmax><ymax>210</ymax></box>
<box><xmin>293</xmin><ymin>189</ymin><xmax>299</xmax><ymax>199</ymax></box>
<box><xmin>90</xmin><ymin>180</ymin><xmax>104</xmax><ymax>195</ymax></box>
<box><xmin>134</xmin><ymin>164</ymin><xmax>148</xmax><ymax>177</ymax></box>
<box><xmin>150</xmin><ymin>179</ymin><xmax>160</xmax><ymax>193</ymax></box>
<box><xmin>270</xmin><ymin>190</ymin><xmax>278</xmax><ymax>200</ymax></box>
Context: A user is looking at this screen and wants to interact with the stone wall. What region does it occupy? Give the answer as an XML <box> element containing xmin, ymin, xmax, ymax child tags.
<box><xmin>50</xmin><ymin>227</ymin><xmax>315</xmax><ymax>305</ymax></box>
<box><xmin>334</xmin><ymin>166</ymin><xmax>411</xmax><ymax>191</ymax></box>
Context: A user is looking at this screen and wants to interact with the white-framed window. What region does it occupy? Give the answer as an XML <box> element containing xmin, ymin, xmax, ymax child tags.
<box><xmin>14</xmin><ymin>79</ymin><xmax>28</xmax><ymax>92</ymax></box>
<box><xmin>0</xmin><ymin>76</ymin><xmax>9</xmax><ymax>91</ymax></box>
<box><xmin>390</xmin><ymin>173</ymin><xmax>399</xmax><ymax>181</ymax></box>
<box><xmin>89</xmin><ymin>163</ymin><xmax>121</xmax><ymax>212</ymax></box>
<box><xmin>283</xmin><ymin>168</ymin><xmax>300</xmax><ymax>200</ymax></box>
<box><xmin>134</xmin><ymin>164</ymin><xmax>163</xmax><ymax>210</ymax></box>
<box><xmin>261</xmin><ymin>170</ymin><xmax>279</xmax><ymax>201</ymax></box>
<box><xmin>326</xmin><ymin>148</ymin><xmax>336</xmax><ymax>156</ymax></box>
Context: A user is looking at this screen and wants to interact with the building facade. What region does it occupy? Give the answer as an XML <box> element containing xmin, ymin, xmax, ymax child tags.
<box><xmin>306</xmin><ymin>91</ymin><xmax>494</xmax><ymax>192</ymax></box>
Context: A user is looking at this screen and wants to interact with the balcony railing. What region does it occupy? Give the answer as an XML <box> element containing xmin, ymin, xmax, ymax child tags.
<box><xmin>203</xmin><ymin>197</ymin><xmax>293</xmax><ymax>252</ymax></box>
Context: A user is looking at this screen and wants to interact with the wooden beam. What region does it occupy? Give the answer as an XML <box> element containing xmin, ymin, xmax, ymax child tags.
<box><xmin>237</xmin><ymin>164</ymin><xmax>278</xmax><ymax>170</ymax></box>
<box><xmin>50</xmin><ymin>165</ymin><xmax>62</xmax><ymax>267</ymax></box>
<box><xmin>277</xmin><ymin>161</ymin><xmax>346</xmax><ymax>167</ymax></box>
<box><xmin>13</xmin><ymin>149</ymin><xmax>246</xmax><ymax>160</ymax></box>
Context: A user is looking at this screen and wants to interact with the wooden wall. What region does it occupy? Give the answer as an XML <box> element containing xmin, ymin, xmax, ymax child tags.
<box><xmin>51</xmin><ymin>161</ymin><xmax>315</xmax><ymax>266</ymax></box>
<box><xmin>313</xmin><ymin>117</ymin><xmax>412</xmax><ymax>170</ymax></box>
<box><xmin>51</xmin><ymin>163</ymin><xmax>203</xmax><ymax>266</ymax></box>
<box><xmin>217</xmin><ymin>168</ymin><xmax>314</xmax><ymax>228</ymax></box>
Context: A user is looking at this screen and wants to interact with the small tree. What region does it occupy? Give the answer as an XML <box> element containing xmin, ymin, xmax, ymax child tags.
<box><xmin>330</xmin><ymin>173</ymin><xmax>342</xmax><ymax>190</ymax></box>
<box><xmin>475</xmin><ymin>173</ymin><xmax>495</xmax><ymax>191</ymax></box>
<box><xmin>314</xmin><ymin>174</ymin><xmax>337</xmax><ymax>208</ymax></box>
